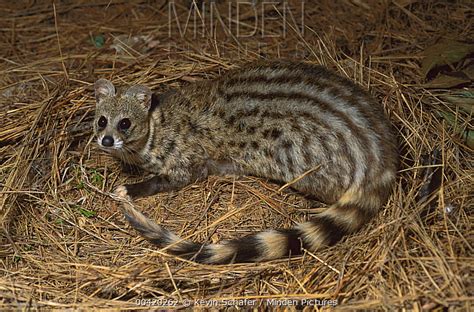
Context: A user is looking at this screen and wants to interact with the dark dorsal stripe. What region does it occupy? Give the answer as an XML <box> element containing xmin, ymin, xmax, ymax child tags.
<box><xmin>222</xmin><ymin>90</ymin><xmax>364</xmax><ymax>185</ymax></box>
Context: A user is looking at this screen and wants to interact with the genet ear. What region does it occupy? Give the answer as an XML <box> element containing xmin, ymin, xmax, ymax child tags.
<box><xmin>125</xmin><ymin>85</ymin><xmax>152</xmax><ymax>111</ymax></box>
<box><xmin>95</xmin><ymin>79</ymin><xmax>116</xmax><ymax>104</ymax></box>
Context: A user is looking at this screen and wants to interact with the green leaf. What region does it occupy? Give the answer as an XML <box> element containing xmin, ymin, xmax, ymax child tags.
<box><xmin>72</xmin><ymin>204</ymin><xmax>97</xmax><ymax>218</ymax></box>
<box><xmin>90</xmin><ymin>169</ymin><xmax>103</xmax><ymax>187</ymax></box>
<box><xmin>421</xmin><ymin>40</ymin><xmax>474</xmax><ymax>78</ymax></box>
<box><xmin>92</xmin><ymin>35</ymin><xmax>105</xmax><ymax>48</ymax></box>
<box><xmin>78</xmin><ymin>207</ymin><xmax>97</xmax><ymax>218</ymax></box>
<box><xmin>77</xmin><ymin>181</ymin><xmax>85</xmax><ymax>190</ymax></box>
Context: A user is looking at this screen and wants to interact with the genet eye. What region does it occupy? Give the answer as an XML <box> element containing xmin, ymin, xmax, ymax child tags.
<box><xmin>98</xmin><ymin>116</ymin><xmax>107</xmax><ymax>128</ymax></box>
<box><xmin>118</xmin><ymin>118</ymin><xmax>131</xmax><ymax>130</ymax></box>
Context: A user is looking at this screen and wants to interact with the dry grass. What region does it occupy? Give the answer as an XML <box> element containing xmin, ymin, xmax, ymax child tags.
<box><xmin>0</xmin><ymin>0</ymin><xmax>472</xmax><ymax>310</ymax></box>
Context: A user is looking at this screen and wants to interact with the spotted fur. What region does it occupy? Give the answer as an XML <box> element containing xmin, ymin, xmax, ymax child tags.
<box><xmin>94</xmin><ymin>60</ymin><xmax>398</xmax><ymax>264</ymax></box>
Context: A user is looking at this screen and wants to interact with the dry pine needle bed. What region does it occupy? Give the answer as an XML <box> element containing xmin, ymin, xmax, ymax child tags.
<box><xmin>0</xmin><ymin>1</ymin><xmax>472</xmax><ymax>310</ymax></box>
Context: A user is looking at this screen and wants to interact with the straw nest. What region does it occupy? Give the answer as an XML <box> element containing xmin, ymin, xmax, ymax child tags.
<box><xmin>1</xmin><ymin>1</ymin><xmax>472</xmax><ymax>310</ymax></box>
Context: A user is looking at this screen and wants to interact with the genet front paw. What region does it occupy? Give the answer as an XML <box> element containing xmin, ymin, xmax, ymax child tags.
<box><xmin>114</xmin><ymin>185</ymin><xmax>131</xmax><ymax>200</ymax></box>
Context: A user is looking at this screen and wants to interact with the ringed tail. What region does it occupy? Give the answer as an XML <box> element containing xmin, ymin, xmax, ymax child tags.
<box><xmin>116</xmin><ymin>184</ymin><xmax>389</xmax><ymax>264</ymax></box>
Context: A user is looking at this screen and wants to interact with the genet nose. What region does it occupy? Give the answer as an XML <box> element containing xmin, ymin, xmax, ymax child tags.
<box><xmin>102</xmin><ymin>135</ymin><xmax>114</xmax><ymax>147</ymax></box>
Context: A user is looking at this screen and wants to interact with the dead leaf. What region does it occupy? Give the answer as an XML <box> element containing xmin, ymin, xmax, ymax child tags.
<box><xmin>393</xmin><ymin>0</ymin><xmax>418</xmax><ymax>8</ymax></box>
<box><xmin>440</xmin><ymin>91</ymin><xmax>474</xmax><ymax>114</ymax></box>
<box><xmin>421</xmin><ymin>40</ymin><xmax>474</xmax><ymax>78</ymax></box>
<box><xmin>464</xmin><ymin>63</ymin><xmax>474</xmax><ymax>80</ymax></box>
<box><xmin>423</xmin><ymin>73</ymin><xmax>471</xmax><ymax>88</ymax></box>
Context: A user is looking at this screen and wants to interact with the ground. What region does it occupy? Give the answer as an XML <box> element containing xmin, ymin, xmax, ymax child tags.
<box><xmin>0</xmin><ymin>0</ymin><xmax>472</xmax><ymax>310</ymax></box>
